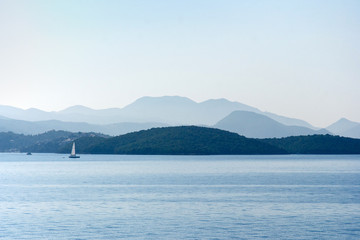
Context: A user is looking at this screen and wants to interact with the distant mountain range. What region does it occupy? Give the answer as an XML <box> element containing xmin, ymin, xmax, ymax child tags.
<box><xmin>0</xmin><ymin>118</ymin><xmax>166</xmax><ymax>136</ymax></box>
<box><xmin>326</xmin><ymin>118</ymin><xmax>360</xmax><ymax>138</ymax></box>
<box><xmin>0</xmin><ymin>96</ymin><xmax>315</xmax><ymax>126</ymax></box>
<box><xmin>0</xmin><ymin>96</ymin><xmax>359</xmax><ymax>138</ymax></box>
<box><xmin>214</xmin><ymin>111</ymin><xmax>330</xmax><ymax>138</ymax></box>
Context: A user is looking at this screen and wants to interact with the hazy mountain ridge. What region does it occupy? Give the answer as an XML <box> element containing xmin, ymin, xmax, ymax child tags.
<box><xmin>213</xmin><ymin>111</ymin><xmax>329</xmax><ymax>139</ymax></box>
<box><xmin>262</xmin><ymin>111</ymin><xmax>317</xmax><ymax>130</ymax></box>
<box><xmin>0</xmin><ymin>96</ymin><xmax>316</xmax><ymax>128</ymax></box>
<box><xmin>326</xmin><ymin>118</ymin><xmax>360</xmax><ymax>138</ymax></box>
<box><xmin>341</xmin><ymin>125</ymin><xmax>360</xmax><ymax>139</ymax></box>
<box><xmin>0</xmin><ymin>117</ymin><xmax>166</xmax><ymax>136</ymax></box>
<box><xmin>1</xmin><ymin>96</ymin><xmax>359</xmax><ymax>138</ymax></box>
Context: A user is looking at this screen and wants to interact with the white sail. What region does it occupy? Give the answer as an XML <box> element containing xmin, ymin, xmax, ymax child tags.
<box><xmin>71</xmin><ymin>142</ymin><xmax>76</xmax><ymax>156</ymax></box>
<box><xmin>69</xmin><ymin>142</ymin><xmax>79</xmax><ymax>158</ymax></box>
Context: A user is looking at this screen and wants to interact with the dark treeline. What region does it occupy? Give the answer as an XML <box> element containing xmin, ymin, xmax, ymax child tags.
<box><xmin>0</xmin><ymin>130</ymin><xmax>107</xmax><ymax>153</ymax></box>
<box><xmin>1</xmin><ymin>126</ymin><xmax>360</xmax><ymax>155</ymax></box>
<box><xmin>73</xmin><ymin>126</ymin><xmax>285</xmax><ymax>155</ymax></box>
<box><xmin>261</xmin><ymin>134</ymin><xmax>360</xmax><ymax>154</ymax></box>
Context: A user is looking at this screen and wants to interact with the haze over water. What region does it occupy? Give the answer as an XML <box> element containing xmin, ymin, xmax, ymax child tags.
<box><xmin>1</xmin><ymin>154</ymin><xmax>359</xmax><ymax>239</ymax></box>
<box><xmin>1</xmin><ymin>0</ymin><xmax>359</xmax><ymax>126</ymax></box>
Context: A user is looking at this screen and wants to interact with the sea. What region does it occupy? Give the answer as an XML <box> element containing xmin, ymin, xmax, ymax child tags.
<box><xmin>0</xmin><ymin>153</ymin><xmax>359</xmax><ymax>240</ymax></box>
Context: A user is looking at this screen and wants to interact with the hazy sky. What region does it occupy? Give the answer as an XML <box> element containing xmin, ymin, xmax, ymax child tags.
<box><xmin>0</xmin><ymin>0</ymin><xmax>359</xmax><ymax>127</ymax></box>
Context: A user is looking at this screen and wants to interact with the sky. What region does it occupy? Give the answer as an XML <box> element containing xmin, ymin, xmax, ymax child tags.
<box><xmin>0</xmin><ymin>0</ymin><xmax>359</xmax><ymax>127</ymax></box>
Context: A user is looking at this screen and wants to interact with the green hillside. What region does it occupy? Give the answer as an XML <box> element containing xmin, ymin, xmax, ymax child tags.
<box><xmin>262</xmin><ymin>134</ymin><xmax>360</xmax><ymax>154</ymax></box>
<box><xmin>1</xmin><ymin>127</ymin><xmax>360</xmax><ymax>155</ymax></box>
<box><xmin>77</xmin><ymin>126</ymin><xmax>285</xmax><ymax>155</ymax></box>
<box><xmin>0</xmin><ymin>130</ymin><xmax>107</xmax><ymax>153</ymax></box>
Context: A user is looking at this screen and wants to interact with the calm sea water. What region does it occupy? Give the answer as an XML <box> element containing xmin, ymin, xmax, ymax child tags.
<box><xmin>0</xmin><ymin>154</ymin><xmax>359</xmax><ymax>239</ymax></box>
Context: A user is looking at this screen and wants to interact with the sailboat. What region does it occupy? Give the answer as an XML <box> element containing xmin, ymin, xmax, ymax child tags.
<box><xmin>69</xmin><ymin>142</ymin><xmax>80</xmax><ymax>158</ymax></box>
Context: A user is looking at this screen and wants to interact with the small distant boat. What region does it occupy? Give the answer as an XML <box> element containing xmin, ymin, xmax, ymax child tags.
<box><xmin>69</xmin><ymin>142</ymin><xmax>80</xmax><ymax>158</ymax></box>
<box><xmin>26</xmin><ymin>152</ymin><xmax>32</xmax><ymax>155</ymax></box>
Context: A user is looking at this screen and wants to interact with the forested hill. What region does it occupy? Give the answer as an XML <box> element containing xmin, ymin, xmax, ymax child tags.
<box><xmin>261</xmin><ymin>134</ymin><xmax>360</xmax><ymax>154</ymax></box>
<box><xmin>0</xmin><ymin>130</ymin><xmax>107</xmax><ymax>153</ymax></box>
<box><xmin>73</xmin><ymin>126</ymin><xmax>285</xmax><ymax>155</ymax></box>
<box><xmin>1</xmin><ymin>127</ymin><xmax>360</xmax><ymax>155</ymax></box>
<box><xmin>69</xmin><ymin>127</ymin><xmax>360</xmax><ymax>155</ymax></box>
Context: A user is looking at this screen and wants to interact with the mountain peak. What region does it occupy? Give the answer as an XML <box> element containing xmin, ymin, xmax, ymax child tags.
<box><xmin>201</xmin><ymin>98</ymin><xmax>231</xmax><ymax>103</ymax></box>
<box><xmin>214</xmin><ymin>110</ymin><xmax>328</xmax><ymax>138</ymax></box>
<box><xmin>133</xmin><ymin>96</ymin><xmax>196</xmax><ymax>104</ymax></box>
<box><xmin>337</xmin><ymin>118</ymin><xmax>354</xmax><ymax>123</ymax></box>
<box><xmin>326</xmin><ymin>117</ymin><xmax>360</xmax><ymax>135</ymax></box>
<box><xmin>59</xmin><ymin>105</ymin><xmax>95</xmax><ymax>114</ymax></box>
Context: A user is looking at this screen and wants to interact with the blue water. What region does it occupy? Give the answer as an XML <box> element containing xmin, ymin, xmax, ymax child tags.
<box><xmin>0</xmin><ymin>154</ymin><xmax>359</xmax><ymax>239</ymax></box>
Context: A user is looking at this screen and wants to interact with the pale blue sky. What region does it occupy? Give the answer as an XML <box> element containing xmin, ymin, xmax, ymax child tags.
<box><xmin>0</xmin><ymin>0</ymin><xmax>359</xmax><ymax>127</ymax></box>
